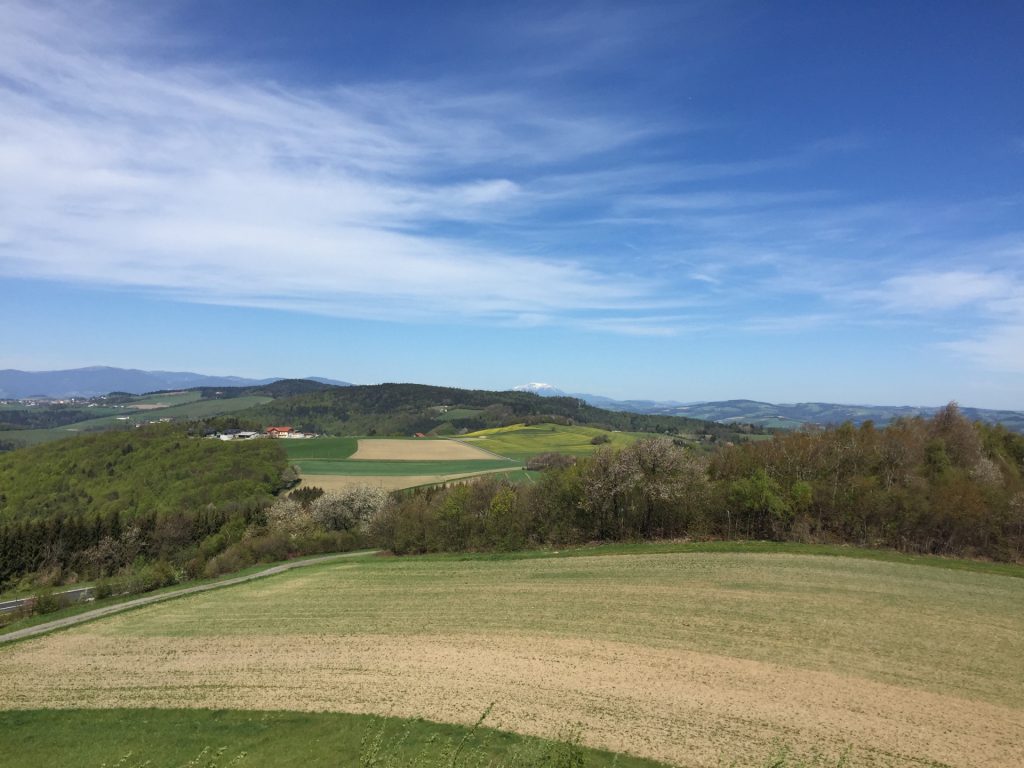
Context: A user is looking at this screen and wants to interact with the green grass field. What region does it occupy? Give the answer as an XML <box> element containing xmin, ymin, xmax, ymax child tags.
<box><xmin>295</xmin><ymin>458</ymin><xmax>517</xmax><ymax>475</ymax></box>
<box><xmin>134</xmin><ymin>395</ymin><xmax>273</xmax><ymax>420</ymax></box>
<box><xmin>0</xmin><ymin>708</ymin><xmax>666</xmax><ymax>768</ymax></box>
<box><xmin>2</xmin><ymin>547</ymin><xmax>1021</xmax><ymax>767</ymax></box>
<box><xmin>461</xmin><ymin>423</ymin><xmax>658</xmax><ymax>461</ymax></box>
<box><xmin>282</xmin><ymin>436</ymin><xmax>359</xmax><ymax>460</ymax></box>
<box><xmin>128</xmin><ymin>391</ymin><xmax>204</xmax><ymax>407</ymax></box>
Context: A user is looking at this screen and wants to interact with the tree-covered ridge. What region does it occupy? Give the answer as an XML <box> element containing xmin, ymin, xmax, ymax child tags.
<box><xmin>195</xmin><ymin>378</ymin><xmax>339</xmax><ymax>399</ymax></box>
<box><xmin>0</xmin><ymin>424</ymin><xmax>288</xmax><ymax>524</ymax></box>
<box><xmin>241</xmin><ymin>382</ymin><xmax>755</xmax><ymax>439</ymax></box>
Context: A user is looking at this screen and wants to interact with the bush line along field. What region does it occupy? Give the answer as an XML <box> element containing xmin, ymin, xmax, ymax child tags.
<box><xmin>1</xmin><ymin>550</ymin><xmax>1020</xmax><ymax>767</ymax></box>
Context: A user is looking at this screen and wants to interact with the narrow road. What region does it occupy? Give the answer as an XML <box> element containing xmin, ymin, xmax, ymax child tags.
<box><xmin>0</xmin><ymin>586</ymin><xmax>94</xmax><ymax>614</ymax></box>
<box><xmin>0</xmin><ymin>549</ymin><xmax>379</xmax><ymax>646</ymax></box>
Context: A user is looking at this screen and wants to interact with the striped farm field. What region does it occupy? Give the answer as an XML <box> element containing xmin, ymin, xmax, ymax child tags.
<box><xmin>350</xmin><ymin>438</ymin><xmax>499</xmax><ymax>461</ymax></box>
<box><xmin>296</xmin><ymin>467</ymin><xmax>535</xmax><ymax>492</ymax></box>
<box><xmin>285</xmin><ymin>437</ymin><xmax>518</xmax><ymax>491</ymax></box>
<box><xmin>1</xmin><ymin>548</ymin><xmax>1021</xmax><ymax>767</ymax></box>
<box><xmin>294</xmin><ymin>458</ymin><xmax>516</xmax><ymax>476</ymax></box>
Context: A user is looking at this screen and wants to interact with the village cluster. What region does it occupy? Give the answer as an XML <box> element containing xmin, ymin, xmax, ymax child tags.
<box><xmin>213</xmin><ymin>426</ymin><xmax>318</xmax><ymax>441</ymax></box>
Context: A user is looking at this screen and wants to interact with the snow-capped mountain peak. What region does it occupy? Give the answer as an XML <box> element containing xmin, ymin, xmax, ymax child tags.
<box><xmin>513</xmin><ymin>382</ymin><xmax>567</xmax><ymax>396</ymax></box>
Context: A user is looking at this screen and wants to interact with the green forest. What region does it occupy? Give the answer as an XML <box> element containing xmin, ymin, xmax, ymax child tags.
<box><xmin>373</xmin><ymin>405</ymin><xmax>1024</xmax><ymax>562</ymax></box>
<box><xmin>0</xmin><ymin>425</ymin><xmax>294</xmax><ymax>590</ymax></box>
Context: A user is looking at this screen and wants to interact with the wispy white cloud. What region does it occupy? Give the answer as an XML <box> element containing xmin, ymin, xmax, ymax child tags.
<box><xmin>0</xmin><ymin>1</ymin><xmax>666</xmax><ymax>330</ymax></box>
<box><xmin>939</xmin><ymin>325</ymin><xmax>1024</xmax><ymax>374</ymax></box>
<box><xmin>861</xmin><ymin>271</ymin><xmax>1014</xmax><ymax>313</ymax></box>
<box><xmin>2</xmin><ymin>0</ymin><xmax>1022</xmax><ymax>381</ymax></box>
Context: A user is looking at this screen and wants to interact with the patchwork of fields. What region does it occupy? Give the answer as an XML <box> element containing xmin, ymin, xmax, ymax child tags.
<box><xmin>284</xmin><ymin>436</ymin><xmax>521</xmax><ymax>490</ymax></box>
<box><xmin>1</xmin><ymin>551</ymin><xmax>1021</xmax><ymax>767</ymax></box>
<box><xmin>283</xmin><ymin>424</ymin><xmax>660</xmax><ymax>491</ymax></box>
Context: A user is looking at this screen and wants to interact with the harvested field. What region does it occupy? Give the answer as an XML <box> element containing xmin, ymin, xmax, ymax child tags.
<box><xmin>295</xmin><ymin>467</ymin><xmax>522</xmax><ymax>492</ymax></box>
<box><xmin>1</xmin><ymin>552</ymin><xmax>1021</xmax><ymax>767</ymax></box>
<box><xmin>350</xmin><ymin>438</ymin><xmax>498</xmax><ymax>461</ymax></box>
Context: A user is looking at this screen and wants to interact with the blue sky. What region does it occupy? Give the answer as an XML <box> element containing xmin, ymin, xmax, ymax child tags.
<box><xmin>1</xmin><ymin>1</ymin><xmax>1022</xmax><ymax>408</ymax></box>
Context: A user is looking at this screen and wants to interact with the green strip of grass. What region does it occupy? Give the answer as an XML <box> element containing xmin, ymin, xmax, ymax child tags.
<box><xmin>0</xmin><ymin>708</ymin><xmax>668</xmax><ymax>768</ymax></box>
<box><xmin>295</xmin><ymin>458</ymin><xmax>517</xmax><ymax>476</ymax></box>
<box><xmin>281</xmin><ymin>436</ymin><xmax>359</xmax><ymax>460</ymax></box>
<box><xmin>374</xmin><ymin>539</ymin><xmax>1024</xmax><ymax>578</ymax></box>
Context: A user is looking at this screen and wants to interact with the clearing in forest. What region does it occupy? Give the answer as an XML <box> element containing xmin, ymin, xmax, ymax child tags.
<box><xmin>461</xmin><ymin>423</ymin><xmax>655</xmax><ymax>461</ymax></box>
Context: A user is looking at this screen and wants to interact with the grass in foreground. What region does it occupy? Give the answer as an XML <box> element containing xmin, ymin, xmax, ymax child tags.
<box><xmin>2</xmin><ymin>548</ymin><xmax>1020</xmax><ymax>766</ymax></box>
<box><xmin>0</xmin><ymin>708</ymin><xmax>668</xmax><ymax>768</ymax></box>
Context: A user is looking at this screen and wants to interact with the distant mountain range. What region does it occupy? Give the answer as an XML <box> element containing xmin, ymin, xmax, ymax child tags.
<box><xmin>2</xmin><ymin>370</ymin><xmax>1020</xmax><ymax>432</ymax></box>
<box><xmin>513</xmin><ymin>383</ymin><xmax>1024</xmax><ymax>432</ymax></box>
<box><xmin>0</xmin><ymin>367</ymin><xmax>351</xmax><ymax>399</ymax></box>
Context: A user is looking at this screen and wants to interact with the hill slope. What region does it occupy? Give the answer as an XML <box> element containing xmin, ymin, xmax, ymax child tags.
<box><xmin>239</xmin><ymin>383</ymin><xmax>756</xmax><ymax>440</ymax></box>
<box><xmin>0</xmin><ymin>424</ymin><xmax>287</xmax><ymax>524</ymax></box>
<box><xmin>585</xmin><ymin>396</ymin><xmax>1024</xmax><ymax>431</ymax></box>
<box><xmin>0</xmin><ymin>367</ymin><xmax>352</xmax><ymax>399</ymax></box>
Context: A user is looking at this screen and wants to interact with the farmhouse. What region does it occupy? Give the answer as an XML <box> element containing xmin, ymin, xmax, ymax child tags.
<box><xmin>265</xmin><ymin>426</ymin><xmax>318</xmax><ymax>439</ymax></box>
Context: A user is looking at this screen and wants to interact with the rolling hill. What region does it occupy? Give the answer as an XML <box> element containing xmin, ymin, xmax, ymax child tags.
<box><xmin>0</xmin><ymin>367</ymin><xmax>351</xmax><ymax>399</ymax></box>
<box><xmin>517</xmin><ymin>384</ymin><xmax>1024</xmax><ymax>432</ymax></box>
<box><xmin>240</xmin><ymin>382</ymin><xmax>756</xmax><ymax>440</ymax></box>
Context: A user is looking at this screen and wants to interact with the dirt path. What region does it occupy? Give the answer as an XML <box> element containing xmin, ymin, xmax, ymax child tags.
<box><xmin>0</xmin><ymin>550</ymin><xmax>378</xmax><ymax>645</ymax></box>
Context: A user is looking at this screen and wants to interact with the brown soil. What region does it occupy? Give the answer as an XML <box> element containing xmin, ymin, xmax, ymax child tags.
<box><xmin>2</xmin><ymin>631</ymin><xmax>1021</xmax><ymax>767</ymax></box>
<box><xmin>350</xmin><ymin>439</ymin><xmax>498</xmax><ymax>461</ymax></box>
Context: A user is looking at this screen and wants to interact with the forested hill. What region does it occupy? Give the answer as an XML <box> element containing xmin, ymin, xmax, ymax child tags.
<box><xmin>0</xmin><ymin>424</ymin><xmax>288</xmax><ymax>524</ymax></box>
<box><xmin>196</xmin><ymin>378</ymin><xmax>338</xmax><ymax>399</ymax></box>
<box><xmin>239</xmin><ymin>383</ymin><xmax>758</xmax><ymax>439</ymax></box>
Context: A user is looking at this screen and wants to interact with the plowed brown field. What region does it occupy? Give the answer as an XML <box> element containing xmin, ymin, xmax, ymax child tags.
<box><xmin>2</xmin><ymin>553</ymin><xmax>1021</xmax><ymax>767</ymax></box>
<box><xmin>350</xmin><ymin>439</ymin><xmax>497</xmax><ymax>460</ymax></box>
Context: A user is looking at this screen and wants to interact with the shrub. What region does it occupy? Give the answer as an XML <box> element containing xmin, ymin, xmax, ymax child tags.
<box><xmin>121</xmin><ymin>560</ymin><xmax>178</xmax><ymax>595</ymax></box>
<box><xmin>32</xmin><ymin>588</ymin><xmax>64</xmax><ymax>615</ymax></box>
<box><xmin>526</xmin><ymin>453</ymin><xmax>577</xmax><ymax>472</ymax></box>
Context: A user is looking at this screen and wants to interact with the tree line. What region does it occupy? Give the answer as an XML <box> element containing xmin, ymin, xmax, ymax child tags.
<box><xmin>371</xmin><ymin>405</ymin><xmax>1024</xmax><ymax>562</ymax></box>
